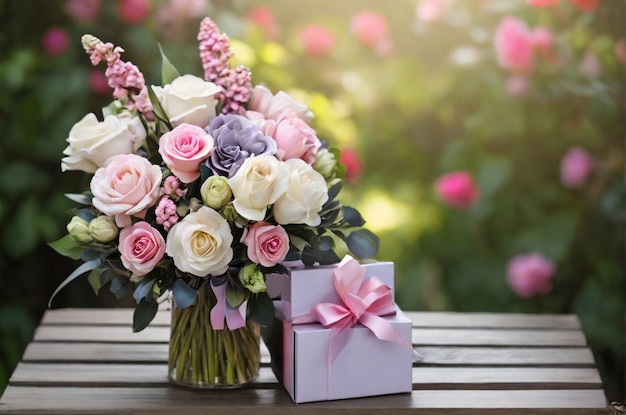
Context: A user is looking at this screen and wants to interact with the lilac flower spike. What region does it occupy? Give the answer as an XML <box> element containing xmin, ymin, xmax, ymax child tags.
<box><xmin>81</xmin><ymin>34</ymin><xmax>153</xmax><ymax>119</ymax></box>
<box><xmin>197</xmin><ymin>17</ymin><xmax>252</xmax><ymax>115</ymax></box>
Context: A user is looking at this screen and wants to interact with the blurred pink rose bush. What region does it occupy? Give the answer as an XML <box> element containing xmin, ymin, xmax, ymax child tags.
<box><xmin>560</xmin><ymin>146</ymin><xmax>594</xmax><ymax>188</ymax></box>
<box><xmin>435</xmin><ymin>171</ymin><xmax>479</xmax><ymax>210</ymax></box>
<box><xmin>299</xmin><ymin>25</ymin><xmax>336</xmax><ymax>58</ymax></box>
<box><xmin>507</xmin><ymin>253</ymin><xmax>555</xmax><ymax>298</ymax></box>
<box><xmin>42</xmin><ymin>27</ymin><xmax>70</xmax><ymax>57</ymax></box>
<box><xmin>494</xmin><ymin>17</ymin><xmax>534</xmax><ymax>73</ymax></box>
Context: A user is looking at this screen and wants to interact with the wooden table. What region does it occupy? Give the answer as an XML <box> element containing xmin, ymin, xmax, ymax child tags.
<box><xmin>0</xmin><ymin>308</ymin><xmax>610</xmax><ymax>414</ymax></box>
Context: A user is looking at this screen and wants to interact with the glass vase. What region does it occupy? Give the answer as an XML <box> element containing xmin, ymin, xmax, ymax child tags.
<box><xmin>168</xmin><ymin>283</ymin><xmax>261</xmax><ymax>388</ymax></box>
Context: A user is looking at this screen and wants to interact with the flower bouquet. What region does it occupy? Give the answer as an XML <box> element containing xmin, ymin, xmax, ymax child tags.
<box><xmin>48</xmin><ymin>17</ymin><xmax>379</xmax><ymax>388</ymax></box>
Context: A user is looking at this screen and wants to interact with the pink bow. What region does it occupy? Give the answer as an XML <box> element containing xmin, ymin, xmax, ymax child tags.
<box><xmin>312</xmin><ymin>255</ymin><xmax>411</xmax><ymax>363</ymax></box>
<box><xmin>210</xmin><ymin>281</ymin><xmax>247</xmax><ymax>330</ymax></box>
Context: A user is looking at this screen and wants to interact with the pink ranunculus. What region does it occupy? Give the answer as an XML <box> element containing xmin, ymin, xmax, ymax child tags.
<box><xmin>416</xmin><ymin>0</ymin><xmax>446</xmax><ymax>23</ymax></box>
<box><xmin>435</xmin><ymin>171</ymin><xmax>479</xmax><ymax>209</ymax></box>
<box><xmin>340</xmin><ymin>148</ymin><xmax>363</xmax><ymax>184</ymax></box>
<box><xmin>117</xmin><ymin>0</ymin><xmax>151</xmax><ymax>25</ymax></box>
<box><xmin>118</xmin><ymin>221</ymin><xmax>166</xmax><ymax>276</ymax></box>
<box><xmin>506</xmin><ymin>74</ymin><xmax>530</xmax><ymax>97</ymax></box>
<box><xmin>65</xmin><ymin>0</ymin><xmax>101</xmax><ymax>23</ymax></box>
<box><xmin>158</xmin><ymin>123</ymin><xmax>215</xmax><ymax>183</ymax></box>
<box><xmin>527</xmin><ymin>0</ymin><xmax>559</xmax><ymax>7</ymax></box>
<box><xmin>299</xmin><ymin>25</ymin><xmax>336</xmax><ymax>58</ymax></box>
<box><xmin>88</xmin><ymin>70</ymin><xmax>111</xmax><ymax>95</ymax></box>
<box><xmin>270</xmin><ymin>111</ymin><xmax>321</xmax><ymax>164</ymax></box>
<box><xmin>349</xmin><ymin>10</ymin><xmax>389</xmax><ymax>48</ymax></box>
<box><xmin>494</xmin><ymin>17</ymin><xmax>534</xmax><ymax>73</ymax></box>
<box><xmin>507</xmin><ymin>253</ymin><xmax>555</xmax><ymax>298</ymax></box>
<box><xmin>242</xmin><ymin>221</ymin><xmax>290</xmax><ymax>267</ymax></box>
<box><xmin>532</xmin><ymin>26</ymin><xmax>555</xmax><ymax>61</ymax></box>
<box><xmin>90</xmin><ymin>153</ymin><xmax>162</xmax><ymax>228</ymax></box>
<box><xmin>42</xmin><ymin>27</ymin><xmax>70</xmax><ymax>57</ymax></box>
<box><xmin>569</xmin><ymin>0</ymin><xmax>599</xmax><ymax>11</ymax></box>
<box><xmin>249</xmin><ymin>6</ymin><xmax>280</xmax><ymax>40</ymax></box>
<box><xmin>560</xmin><ymin>146</ymin><xmax>593</xmax><ymax>188</ymax></box>
<box><xmin>249</xmin><ymin>85</ymin><xmax>314</xmax><ymax>123</ymax></box>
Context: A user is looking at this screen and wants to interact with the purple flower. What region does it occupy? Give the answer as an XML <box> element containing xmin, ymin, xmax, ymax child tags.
<box><xmin>205</xmin><ymin>114</ymin><xmax>277</xmax><ymax>177</ymax></box>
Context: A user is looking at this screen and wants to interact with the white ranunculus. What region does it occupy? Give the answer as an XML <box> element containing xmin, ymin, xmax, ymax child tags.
<box><xmin>152</xmin><ymin>74</ymin><xmax>221</xmax><ymax>128</ymax></box>
<box><xmin>273</xmin><ymin>158</ymin><xmax>329</xmax><ymax>226</ymax></box>
<box><xmin>166</xmin><ymin>206</ymin><xmax>233</xmax><ymax>277</ymax></box>
<box><xmin>61</xmin><ymin>113</ymin><xmax>146</xmax><ymax>173</ymax></box>
<box><xmin>228</xmin><ymin>154</ymin><xmax>288</xmax><ymax>222</ymax></box>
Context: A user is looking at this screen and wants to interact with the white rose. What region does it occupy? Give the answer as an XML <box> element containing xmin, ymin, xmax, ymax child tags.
<box><xmin>152</xmin><ymin>74</ymin><xmax>221</xmax><ymax>128</ymax></box>
<box><xmin>61</xmin><ymin>113</ymin><xmax>146</xmax><ymax>173</ymax></box>
<box><xmin>273</xmin><ymin>159</ymin><xmax>329</xmax><ymax>226</ymax></box>
<box><xmin>228</xmin><ymin>154</ymin><xmax>288</xmax><ymax>222</ymax></box>
<box><xmin>249</xmin><ymin>85</ymin><xmax>314</xmax><ymax>123</ymax></box>
<box><xmin>166</xmin><ymin>206</ymin><xmax>233</xmax><ymax>276</ymax></box>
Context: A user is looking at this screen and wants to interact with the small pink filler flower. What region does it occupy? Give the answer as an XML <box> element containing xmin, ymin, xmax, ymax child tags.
<box><xmin>507</xmin><ymin>253</ymin><xmax>555</xmax><ymax>298</ymax></box>
<box><xmin>435</xmin><ymin>171</ymin><xmax>479</xmax><ymax>210</ymax></box>
<box><xmin>560</xmin><ymin>146</ymin><xmax>593</xmax><ymax>188</ymax></box>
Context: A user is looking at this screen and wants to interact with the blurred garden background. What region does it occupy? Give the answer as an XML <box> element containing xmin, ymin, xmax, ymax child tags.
<box><xmin>0</xmin><ymin>0</ymin><xmax>624</xmax><ymax>401</ymax></box>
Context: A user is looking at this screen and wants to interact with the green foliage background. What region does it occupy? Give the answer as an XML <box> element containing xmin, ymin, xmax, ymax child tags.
<box><xmin>0</xmin><ymin>0</ymin><xmax>623</xmax><ymax>402</ymax></box>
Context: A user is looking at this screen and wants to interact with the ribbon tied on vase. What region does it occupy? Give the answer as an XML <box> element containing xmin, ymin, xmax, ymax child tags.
<box><xmin>210</xmin><ymin>280</ymin><xmax>247</xmax><ymax>330</ymax></box>
<box><xmin>310</xmin><ymin>255</ymin><xmax>413</xmax><ymax>364</ymax></box>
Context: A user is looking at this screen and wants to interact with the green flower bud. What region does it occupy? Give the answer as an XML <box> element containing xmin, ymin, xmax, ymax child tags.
<box><xmin>67</xmin><ymin>216</ymin><xmax>93</xmax><ymax>243</ymax></box>
<box><xmin>88</xmin><ymin>216</ymin><xmax>118</xmax><ymax>243</ymax></box>
<box><xmin>201</xmin><ymin>176</ymin><xmax>232</xmax><ymax>209</ymax></box>
<box><xmin>238</xmin><ymin>264</ymin><xmax>266</xmax><ymax>294</ymax></box>
<box><xmin>312</xmin><ymin>148</ymin><xmax>337</xmax><ymax>180</ymax></box>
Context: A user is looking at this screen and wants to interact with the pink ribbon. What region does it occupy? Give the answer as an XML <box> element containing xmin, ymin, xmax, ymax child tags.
<box><xmin>210</xmin><ymin>281</ymin><xmax>247</xmax><ymax>330</ymax></box>
<box><xmin>310</xmin><ymin>255</ymin><xmax>412</xmax><ymax>364</ymax></box>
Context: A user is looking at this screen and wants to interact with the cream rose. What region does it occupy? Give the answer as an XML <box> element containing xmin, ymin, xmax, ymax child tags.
<box><xmin>152</xmin><ymin>74</ymin><xmax>221</xmax><ymax>128</ymax></box>
<box><xmin>165</xmin><ymin>206</ymin><xmax>233</xmax><ymax>276</ymax></box>
<box><xmin>228</xmin><ymin>154</ymin><xmax>288</xmax><ymax>222</ymax></box>
<box><xmin>61</xmin><ymin>112</ymin><xmax>146</xmax><ymax>173</ymax></box>
<box><xmin>273</xmin><ymin>158</ymin><xmax>328</xmax><ymax>226</ymax></box>
<box><xmin>90</xmin><ymin>154</ymin><xmax>162</xmax><ymax>228</ymax></box>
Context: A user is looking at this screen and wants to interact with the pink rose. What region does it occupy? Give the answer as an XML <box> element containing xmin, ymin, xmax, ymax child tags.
<box><xmin>569</xmin><ymin>0</ymin><xmax>599</xmax><ymax>11</ymax></box>
<box><xmin>435</xmin><ymin>171</ymin><xmax>479</xmax><ymax>210</ymax></box>
<box><xmin>560</xmin><ymin>146</ymin><xmax>593</xmax><ymax>188</ymax></box>
<box><xmin>42</xmin><ymin>27</ymin><xmax>70</xmax><ymax>57</ymax></box>
<box><xmin>249</xmin><ymin>6</ymin><xmax>280</xmax><ymax>40</ymax></box>
<box><xmin>249</xmin><ymin>85</ymin><xmax>313</xmax><ymax>123</ymax></box>
<box><xmin>65</xmin><ymin>0</ymin><xmax>101</xmax><ymax>23</ymax></box>
<box><xmin>118</xmin><ymin>0</ymin><xmax>151</xmax><ymax>25</ymax></box>
<box><xmin>340</xmin><ymin>148</ymin><xmax>363</xmax><ymax>184</ymax></box>
<box><xmin>299</xmin><ymin>25</ymin><xmax>336</xmax><ymax>58</ymax></box>
<box><xmin>494</xmin><ymin>17</ymin><xmax>534</xmax><ymax>73</ymax></box>
<box><xmin>158</xmin><ymin>123</ymin><xmax>214</xmax><ymax>183</ymax></box>
<box><xmin>270</xmin><ymin>111</ymin><xmax>321</xmax><ymax>164</ymax></box>
<box><xmin>349</xmin><ymin>11</ymin><xmax>389</xmax><ymax>48</ymax></box>
<box><xmin>90</xmin><ymin>153</ymin><xmax>162</xmax><ymax>227</ymax></box>
<box><xmin>527</xmin><ymin>0</ymin><xmax>558</xmax><ymax>7</ymax></box>
<box><xmin>242</xmin><ymin>222</ymin><xmax>289</xmax><ymax>267</ymax></box>
<box><xmin>507</xmin><ymin>253</ymin><xmax>555</xmax><ymax>298</ymax></box>
<box><xmin>118</xmin><ymin>221</ymin><xmax>166</xmax><ymax>276</ymax></box>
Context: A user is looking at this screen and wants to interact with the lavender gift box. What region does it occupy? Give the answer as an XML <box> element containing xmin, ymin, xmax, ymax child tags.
<box><xmin>281</xmin><ymin>308</ymin><xmax>413</xmax><ymax>403</ymax></box>
<box><xmin>265</xmin><ymin>260</ymin><xmax>395</xmax><ymax>321</ymax></box>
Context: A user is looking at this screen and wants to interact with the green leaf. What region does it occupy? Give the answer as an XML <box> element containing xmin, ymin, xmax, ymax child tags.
<box><xmin>87</xmin><ymin>267</ymin><xmax>106</xmax><ymax>295</ymax></box>
<box><xmin>48</xmin><ymin>234</ymin><xmax>85</xmax><ymax>260</ymax></box>
<box><xmin>48</xmin><ymin>258</ymin><xmax>102</xmax><ymax>307</ymax></box>
<box><xmin>133</xmin><ymin>298</ymin><xmax>158</xmax><ymax>333</ymax></box>
<box><xmin>158</xmin><ymin>44</ymin><xmax>181</xmax><ymax>85</ymax></box>
<box><xmin>248</xmin><ymin>291</ymin><xmax>275</xmax><ymax>327</ymax></box>
<box><xmin>342</xmin><ymin>206</ymin><xmax>365</xmax><ymax>227</ymax></box>
<box><xmin>346</xmin><ymin>229</ymin><xmax>380</xmax><ymax>259</ymax></box>
<box><xmin>172</xmin><ymin>279</ymin><xmax>197</xmax><ymax>309</ymax></box>
<box><xmin>147</xmin><ymin>85</ymin><xmax>171</xmax><ymax>127</ymax></box>
<box><xmin>133</xmin><ymin>278</ymin><xmax>157</xmax><ymax>304</ymax></box>
<box><xmin>288</xmin><ymin>235</ymin><xmax>309</xmax><ymax>253</ymax></box>
<box><xmin>226</xmin><ymin>284</ymin><xmax>248</xmax><ymax>308</ymax></box>
<box><xmin>477</xmin><ymin>157</ymin><xmax>513</xmax><ymax>197</ymax></box>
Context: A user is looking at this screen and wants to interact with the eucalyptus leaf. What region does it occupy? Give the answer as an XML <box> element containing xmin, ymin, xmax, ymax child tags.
<box><xmin>87</xmin><ymin>267</ymin><xmax>106</xmax><ymax>295</ymax></box>
<box><xmin>172</xmin><ymin>279</ymin><xmax>197</xmax><ymax>309</ymax></box>
<box><xmin>76</xmin><ymin>208</ymin><xmax>97</xmax><ymax>222</ymax></box>
<box><xmin>48</xmin><ymin>234</ymin><xmax>84</xmax><ymax>260</ymax></box>
<box><xmin>341</xmin><ymin>206</ymin><xmax>365</xmax><ymax>227</ymax></box>
<box><xmin>109</xmin><ymin>276</ymin><xmax>129</xmax><ymax>299</ymax></box>
<box><xmin>346</xmin><ymin>229</ymin><xmax>380</xmax><ymax>259</ymax></box>
<box><xmin>64</xmin><ymin>193</ymin><xmax>92</xmax><ymax>205</ymax></box>
<box><xmin>158</xmin><ymin>43</ymin><xmax>181</xmax><ymax>85</ymax></box>
<box><xmin>133</xmin><ymin>298</ymin><xmax>158</xmax><ymax>333</ymax></box>
<box><xmin>48</xmin><ymin>258</ymin><xmax>102</xmax><ymax>307</ymax></box>
<box><xmin>133</xmin><ymin>278</ymin><xmax>157</xmax><ymax>304</ymax></box>
<box><xmin>226</xmin><ymin>284</ymin><xmax>248</xmax><ymax>308</ymax></box>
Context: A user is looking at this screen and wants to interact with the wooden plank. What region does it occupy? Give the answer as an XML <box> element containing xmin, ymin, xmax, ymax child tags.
<box><xmin>0</xmin><ymin>387</ymin><xmax>610</xmax><ymax>414</ymax></box>
<box><xmin>22</xmin><ymin>342</ymin><xmax>595</xmax><ymax>367</ymax></box>
<box><xmin>8</xmin><ymin>363</ymin><xmax>602</xmax><ymax>391</ymax></box>
<box><xmin>41</xmin><ymin>309</ymin><xmax>581</xmax><ymax>330</ymax></box>
<box><xmin>32</xmin><ymin>325</ymin><xmax>587</xmax><ymax>347</ymax></box>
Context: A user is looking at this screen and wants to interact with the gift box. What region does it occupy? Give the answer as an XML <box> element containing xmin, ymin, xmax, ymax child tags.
<box><xmin>282</xmin><ymin>308</ymin><xmax>413</xmax><ymax>403</ymax></box>
<box><xmin>266</xmin><ymin>260</ymin><xmax>395</xmax><ymax>321</ymax></box>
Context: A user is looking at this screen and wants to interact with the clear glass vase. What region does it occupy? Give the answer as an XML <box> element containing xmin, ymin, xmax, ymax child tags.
<box><xmin>168</xmin><ymin>283</ymin><xmax>261</xmax><ymax>388</ymax></box>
